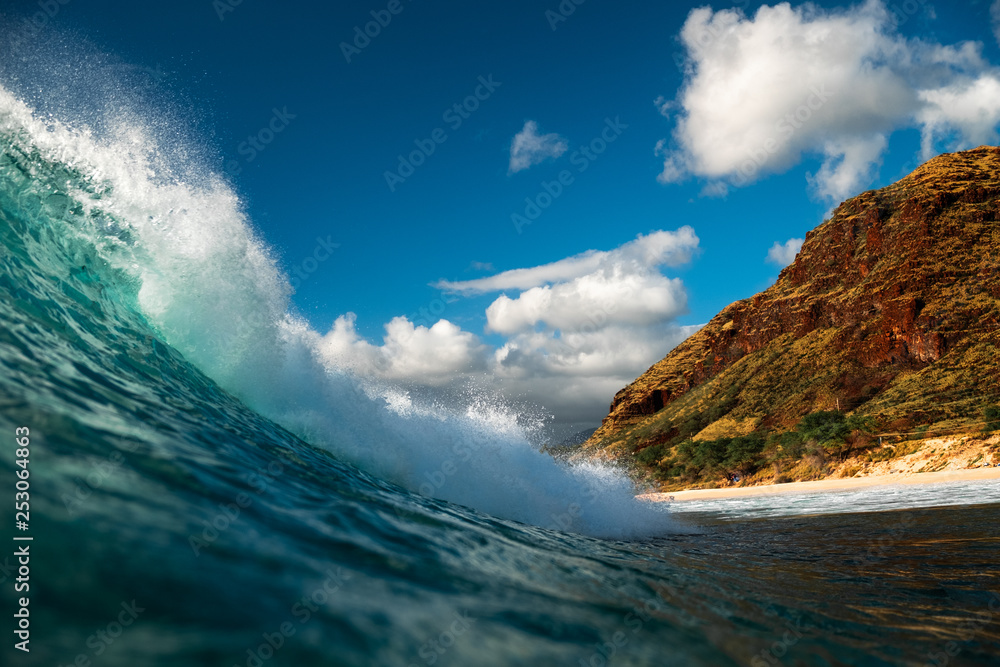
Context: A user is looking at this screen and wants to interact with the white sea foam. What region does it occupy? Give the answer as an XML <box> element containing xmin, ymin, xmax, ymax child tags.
<box><xmin>667</xmin><ymin>477</ymin><xmax>1000</xmax><ymax>519</ymax></box>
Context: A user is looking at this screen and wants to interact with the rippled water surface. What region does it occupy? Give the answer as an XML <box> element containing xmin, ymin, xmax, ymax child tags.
<box><xmin>2</xmin><ymin>79</ymin><xmax>999</xmax><ymax>667</ymax></box>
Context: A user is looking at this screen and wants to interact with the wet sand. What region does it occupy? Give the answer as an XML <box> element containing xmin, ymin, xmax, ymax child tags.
<box><xmin>640</xmin><ymin>466</ymin><xmax>1000</xmax><ymax>502</ymax></box>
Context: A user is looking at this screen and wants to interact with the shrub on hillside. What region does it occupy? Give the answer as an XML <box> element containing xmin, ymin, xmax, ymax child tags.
<box><xmin>794</xmin><ymin>411</ymin><xmax>875</xmax><ymax>458</ymax></box>
<box><xmin>635</xmin><ymin>442</ymin><xmax>669</xmax><ymax>467</ymax></box>
<box><xmin>984</xmin><ymin>405</ymin><xmax>1000</xmax><ymax>432</ymax></box>
<box><xmin>769</xmin><ymin>431</ymin><xmax>806</xmax><ymax>460</ymax></box>
<box><xmin>724</xmin><ymin>433</ymin><xmax>766</xmax><ymax>475</ymax></box>
<box><xmin>796</xmin><ymin>410</ymin><xmax>850</xmax><ymax>443</ymax></box>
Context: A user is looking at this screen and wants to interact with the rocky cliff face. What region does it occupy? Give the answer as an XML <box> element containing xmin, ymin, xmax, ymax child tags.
<box><xmin>583</xmin><ymin>147</ymin><xmax>1000</xmax><ymax>458</ymax></box>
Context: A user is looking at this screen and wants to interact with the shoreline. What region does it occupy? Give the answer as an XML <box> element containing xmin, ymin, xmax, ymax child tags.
<box><xmin>639</xmin><ymin>466</ymin><xmax>1000</xmax><ymax>503</ymax></box>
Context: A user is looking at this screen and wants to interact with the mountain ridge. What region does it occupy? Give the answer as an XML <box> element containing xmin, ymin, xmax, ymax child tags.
<box><xmin>581</xmin><ymin>146</ymin><xmax>1000</xmax><ymax>470</ymax></box>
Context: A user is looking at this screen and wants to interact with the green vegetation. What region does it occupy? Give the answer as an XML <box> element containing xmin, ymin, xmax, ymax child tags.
<box><xmin>984</xmin><ymin>405</ymin><xmax>1000</xmax><ymax>432</ymax></box>
<box><xmin>636</xmin><ymin>433</ymin><xmax>765</xmax><ymax>481</ymax></box>
<box><xmin>633</xmin><ymin>410</ymin><xmax>878</xmax><ymax>488</ymax></box>
<box><xmin>794</xmin><ymin>411</ymin><xmax>876</xmax><ymax>457</ymax></box>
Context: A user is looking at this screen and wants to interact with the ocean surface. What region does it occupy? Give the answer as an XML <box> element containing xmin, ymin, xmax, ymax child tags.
<box><xmin>2</xmin><ymin>77</ymin><xmax>999</xmax><ymax>667</ymax></box>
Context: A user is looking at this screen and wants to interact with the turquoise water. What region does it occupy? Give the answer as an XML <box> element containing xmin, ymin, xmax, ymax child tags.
<box><xmin>1</xmin><ymin>82</ymin><xmax>999</xmax><ymax>667</ymax></box>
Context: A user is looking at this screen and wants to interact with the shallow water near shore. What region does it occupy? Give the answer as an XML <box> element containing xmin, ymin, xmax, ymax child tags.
<box><xmin>665</xmin><ymin>476</ymin><xmax>1000</xmax><ymax>520</ymax></box>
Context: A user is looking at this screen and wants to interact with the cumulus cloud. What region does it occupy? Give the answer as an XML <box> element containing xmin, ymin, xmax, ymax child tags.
<box><xmin>450</xmin><ymin>228</ymin><xmax>698</xmax><ymax>424</ymax></box>
<box><xmin>484</xmin><ymin>270</ymin><xmax>688</xmax><ymax>335</ymax></box>
<box><xmin>658</xmin><ymin>0</ymin><xmax>1000</xmax><ymax>201</ymax></box>
<box><xmin>318</xmin><ymin>313</ymin><xmax>487</xmax><ymax>386</ymax></box>
<box><xmin>508</xmin><ymin>120</ymin><xmax>568</xmax><ymax>174</ymax></box>
<box><xmin>323</xmin><ymin>230</ymin><xmax>702</xmax><ymax>430</ymax></box>
<box><xmin>766</xmin><ymin>238</ymin><xmax>804</xmax><ymax>267</ymax></box>
<box><xmin>492</xmin><ymin>323</ymin><xmax>702</xmax><ymax>425</ymax></box>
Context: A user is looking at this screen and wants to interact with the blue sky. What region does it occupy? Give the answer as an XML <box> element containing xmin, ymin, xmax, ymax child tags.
<box><xmin>4</xmin><ymin>0</ymin><xmax>1000</xmax><ymax>433</ymax></box>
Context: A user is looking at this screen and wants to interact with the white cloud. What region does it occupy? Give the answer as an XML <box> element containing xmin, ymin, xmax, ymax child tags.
<box><xmin>658</xmin><ymin>0</ymin><xmax>1000</xmax><ymax>201</ymax></box>
<box><xmin>916</xmin><ymin>75</ymin><xmax>1000</xmax><ymax>158</ymax></box>
<box><xmin>508</xmin><ymin>120</ymin><xmax>568</xmax><ymax>174</ymax></box>
<box><xmin>491</xmin><ymin>324</ymin><xmax>702</xmax><ymax>424</ymax></box>
<box><xmin>766</xmin><ymin>238</ymin><xmax>804</xmax><ymax>267</ymax></box>
<box><xmin>655</xmin><ymin>140</ymin><xmax>688</xmax><ymax>184</ymax></box>
<box><xmin>808</xmin><ymin>135</ymin><xmax>888</xmax><ymax>202</ymax></box>
<box><xmin>319</xmin><ymin>313</ymin><xmax>487</xmax><ymax>386</ymax></box>
<box><xmin>493</xmin><ymin>324</ymin><xmax>699</xmax><ymax>381</ymax></box>
<box><xmin>435</xmin><ymin>227</ymin><xmax>699</xmax><ymax>294</ymax></box>
<box><xmin>485</xmin><ymin>270</ymin><xmax>688</xmax><ymax>335</ymax></box>
<box><xmin>323</xmin><ymin>230</ymin><xmax>702</xmax><ymax>428</ymax></box>
<box><xmin>317</xmin><ymin>313</ymin><xmax>384</xmax><ymax>375</ymax></box>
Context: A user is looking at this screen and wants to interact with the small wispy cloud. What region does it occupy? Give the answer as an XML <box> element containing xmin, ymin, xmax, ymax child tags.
<box><xmin>467</xmin><ymin>261</ymin><xmax>495</xmax><ymax>272</ymax></box>
<box><xmin>508</xmin><ymin>120</ymin><xmax>568</xmax><ymax>174</ymax></box>
<box><xmin>653</xmin><ymin>95</ymin><xmax>672</xmax><ymax>118</ymax></box>
<box><xmin>699</xmin><ymin>181</ymin><xmax>729</xmax><ymax>198</ymax></box>
<box><xmin>766</xmin><ymin>238</ymin><xmax>804</xmax><ymax>267</ymax></box>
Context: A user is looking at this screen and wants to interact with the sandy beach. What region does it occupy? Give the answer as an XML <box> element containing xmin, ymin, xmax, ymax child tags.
<box><xmin>640</xmin><ymin>466</ymin><xmax>1000</xmax><ymax>502</ymax></box>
